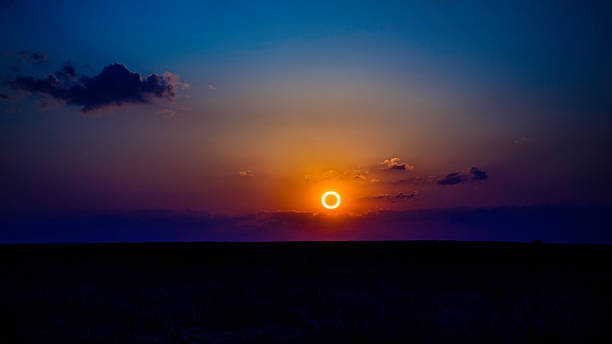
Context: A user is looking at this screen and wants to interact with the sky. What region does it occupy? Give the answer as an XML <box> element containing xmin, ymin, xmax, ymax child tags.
<box><xmin>1</xmin><ymin>1</ymin><xmax>611</xmax><ymax>242</ymax></box>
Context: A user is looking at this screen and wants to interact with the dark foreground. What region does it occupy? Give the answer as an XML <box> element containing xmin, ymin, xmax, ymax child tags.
<box><xmin>2</xmin><ymin>241</ymin><xmax>611</xmax><ymax>343</ymax></box>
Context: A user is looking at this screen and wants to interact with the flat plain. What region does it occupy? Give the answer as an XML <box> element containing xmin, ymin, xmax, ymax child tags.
<box><xmin>2</xmin><ymin>241</ymin><xmax>611</xmax><ymax>343</ymax></box>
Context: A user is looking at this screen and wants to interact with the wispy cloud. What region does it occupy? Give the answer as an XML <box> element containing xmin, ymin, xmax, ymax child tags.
<box><xmin>362</xmin><ymin>191</ymin><xmax>418</xmax><ymax>202</ymax></box>
<box><xmin>389</xmin><ymin>176</ymin><xmax>439</xmax><ymax>185</ymax></box>
<box><xmin>156</xmin><ymin>108</ymin><xmax>176</xmax><ymax>118</ymax></box>
<box><xmin>513</xmin><ymin>136</ymin><xmax>533</xmax><ymax>144</ymax></box>
<box><xmin>239</xmin><ymin>170</ymin><xmax>255</xmax><ymax>177</ymax></box>
<box><xmin>304</xmin><ymin>169</ymin><xmax>370</xmax><ymax>183</ymax></box>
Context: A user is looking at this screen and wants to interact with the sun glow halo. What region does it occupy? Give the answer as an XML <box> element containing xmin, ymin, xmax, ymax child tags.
<box><xmin>321</xmin><ymin>191</ymin><xmax>341</xmax><ymax>209</ymax></box>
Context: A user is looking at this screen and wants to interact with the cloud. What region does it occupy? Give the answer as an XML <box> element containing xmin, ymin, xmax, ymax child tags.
<box><xmin>239</xmin><ymin>170</ymin><xmax>255</xmax><ymax>177</ymax></box>
<box><xmin>362</xmin><ymin>191</ymin><xmax>417</xmax><ymax>202</ymax></box>
<box><xmin>513</xmin><ymin>136</ymin><xmax>533</xmax><ymax>144</ymax></box>
<box><xmin>156</xmin><ymin>108</ymin><xmax>176</xmax><ymax>118</ymax></box>
<box><xmin>469</xmin><ymin>167</ymin><xmax>488</xmax><ymax>181</ymax></box>
<box><xmin>350</xmin><ymin>169</ymin><xmax>369</xmax><ymax>181</ymax></box>
<box><xmin>207</xmin><ymin>83</ymin><xmax>216</xmax><ymax>90</ymax></box>
<box><xmin>0</xmin><ymin>93</ymin><xmax>9</xmax><ymax>100</ymax></box>
<box><xmin>379</xmin><ymin>157</ymin><xmax>414</xmax><ymax>171</ymax></box>
<box><xmin>437</xmin><ymin>167</ymin><xmax>488</xmax><ymax>185</ymax></box>
<box><xmin>11</xmin><ymin>63</ymin><xmax>184</xmax><ymax>113</ymax></box>
<box><xmin>395</xmin><ymin>191</ymin><xmax>417</xmax><ymax>200</ymax></box>
<box><xmin>19</xmin><ymin>51</ymin><xmax>48</xmax><ymax>64</ymax></box>
<box><xmin>55</xmin><ymin>62</ymin><xmax>77</xmax><ymax>81</ymax></box>
<box><xmin>390</xmin><ymin>176</ymin><xmax>438</xmax><ymax>185</ymax></box>
<box><xmin>163</xmin><ymin>72</ymin><xmax>190</xmax><ymax>90</ymax></box>
<box><xmin>437</xmin><ymin>172</ymin><xmax>468</xmax><ymax>185</ymax></box>
<box><xmin>304</xmin><ymin>168</ymin><xmax>370</xmax><ymax>183</ymax></box>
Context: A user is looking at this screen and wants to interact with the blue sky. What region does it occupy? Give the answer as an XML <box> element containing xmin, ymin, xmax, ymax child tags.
<box><xmin>1</xmin><ymin>1</ymin><xmax>611</xmax><ymax>220</ymax></box>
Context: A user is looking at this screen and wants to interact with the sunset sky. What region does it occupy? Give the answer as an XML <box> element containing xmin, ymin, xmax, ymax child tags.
<box><xmin>1</xmin><ymin>1</ymin><xmax>611</xmax><ymax>242</ymax></box>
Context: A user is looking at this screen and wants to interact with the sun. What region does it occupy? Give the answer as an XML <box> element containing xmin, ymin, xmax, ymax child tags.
<box><xmin>321</xmin><ymin>191</ymin><xmax>341</xmax><ymax>210</ymax></box>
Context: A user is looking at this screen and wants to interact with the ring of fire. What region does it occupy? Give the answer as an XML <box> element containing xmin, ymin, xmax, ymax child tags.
<box><xmin>322</xmin><ymin>191</ymin><xmax>341</xmax><ymax>209</ymax></box>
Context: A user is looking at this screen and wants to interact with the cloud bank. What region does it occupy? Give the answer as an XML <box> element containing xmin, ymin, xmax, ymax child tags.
<box><xmin>2</xmin><ymin>205</ymin><xmax>610</xmax><ymax>243</ymax></box>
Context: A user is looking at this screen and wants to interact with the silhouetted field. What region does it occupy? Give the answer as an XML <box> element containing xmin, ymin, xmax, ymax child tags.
<box><xmin>2</xmin><ymin>241</ymin><xmax>611</xmax><ymax>343</ymax></box>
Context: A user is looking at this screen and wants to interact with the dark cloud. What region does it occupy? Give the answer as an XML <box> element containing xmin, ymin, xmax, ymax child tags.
<box><xmin>0</xmin><ymin>93</ymin><xmax>9</xmax><ymax>100</ymax></box>
<box><xmin>378</xmin><ymin>158</ymin><xmax>414</xmax><ymax>171</ymax></box>
<box><xmin>363</xmin><ymin>191</ymin><xmax>417</xmax><ymax>202</ymax></box>
<box><xmin>395</xmin><ymin>191</ymin><xmax>417</xmax><ymax>200</ymax></box>
<box><xmin>19</xmin><ymin>51</ymin><xmax>48</xmax><ymax>64</ymax></box>
<box><xmin>55</xmin><ymin>62</ymin><xmax>77</xmax><ymax>81</ymax></box>
<box><xmin>437</xmin><ymin>167</ymin><xmax>489</xmax><ymax>185</ymax></box>
<box><xmin>469</xmin><ymin>167</ymin><xmax>488</xmax><ymax>181</ymax></box>
<box><xmin>366</xmin><ymin>194</ymin><xmax>393</xmax><ymax>200</ymax></box>
<box><xmin>437</xmin><ymin>172</ymin><xmax>468</xmax><ymax>185</ymax></box>
<box><xmin>11</xmin><ymin>63</ymin><xmax>184</xmax><ymax>113</ymax></box>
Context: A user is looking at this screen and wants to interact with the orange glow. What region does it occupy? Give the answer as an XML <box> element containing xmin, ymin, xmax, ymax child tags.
<box><xmin>322</xmin><ymin>191</ymin><xmax>341</xmax><ymax>209</ymax></box>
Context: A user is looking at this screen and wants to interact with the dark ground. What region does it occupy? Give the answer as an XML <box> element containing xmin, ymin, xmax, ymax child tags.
<box><xmin>1</xmin><ymin>241</ymin><xmax>611</xmax><ymax>343</ymax></box>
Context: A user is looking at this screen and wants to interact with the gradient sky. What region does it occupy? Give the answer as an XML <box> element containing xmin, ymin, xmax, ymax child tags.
<box><xmin>1</xmin><ymin>0</ymin><xmax>611</xmax><ymax>226</ymax></box>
